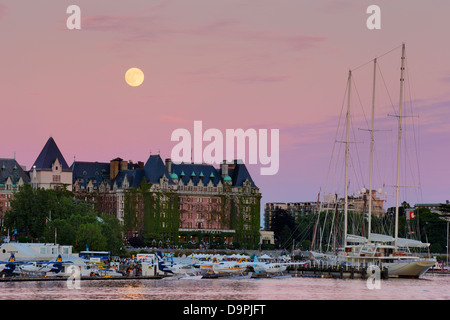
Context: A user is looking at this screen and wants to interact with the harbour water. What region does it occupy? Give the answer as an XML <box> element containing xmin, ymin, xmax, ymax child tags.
<box><xmin>0</xmin><ymin>273</ymin><xmax>448</xmax><ymax>300</ymax></box>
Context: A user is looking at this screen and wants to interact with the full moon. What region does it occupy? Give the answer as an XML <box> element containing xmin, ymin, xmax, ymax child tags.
<box><xmin>125</xmin><ymin>67</ymin><xmax>144</xmax><ymax>87</ymax></box>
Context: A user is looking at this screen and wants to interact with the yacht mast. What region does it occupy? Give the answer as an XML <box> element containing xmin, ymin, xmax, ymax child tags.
<box><xmin>395</xmin><ymin>43</ymin><xmax>406</xmax><ymax>249</ymax></box>
<box><xmin>368</xmin><ymin>58</ymin><xmax>377</xmax><ymax>242</ymax></box>
<box><xmin>344</xmin><ymin>70</ymin><xmax>351</xmax><ymax>248</ymax></box>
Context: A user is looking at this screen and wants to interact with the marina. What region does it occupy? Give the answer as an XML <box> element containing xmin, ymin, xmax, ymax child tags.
<box><xmin>2</xmin><ymin>246</ymin><xmax>439</xmax><ymax>283</ymax></box>
<box><xmin>0</xmin><ymin>241</ymin><xmax>442</xmax><ymax>282</ymax></box>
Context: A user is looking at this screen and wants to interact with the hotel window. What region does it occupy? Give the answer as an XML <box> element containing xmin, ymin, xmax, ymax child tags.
<box><xmin>53</xmin><ymin>175</ymin><xmax>61</xmax><ymax>182</ymax></box>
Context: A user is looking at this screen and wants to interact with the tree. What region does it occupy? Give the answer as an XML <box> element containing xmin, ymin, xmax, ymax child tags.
<box><xmin>279</xmin><ymin>225</ymin><xmax>293</xmax><ymax>249</ymax></box>
<box><xmin>6</xmin><ymin>185</ymin><xmax>95</xmax><ymax>240</ymax></box>
<box><xmin>43</xmin><ymin>219</ymin><xmax>74</xmax><ymax>246</ymax></box>
<box><xmin>76</xmin><ymin>223</ymin><xmax>107</xmax><ymax>251</ymax></box>
<box><xmin>5</xmin><ymin>184</ymin><xmax>48</xmax><ymax>239</ymax></box>
<box><xmin>99</xmin><ymin>214</ymin><xmax>124</xmax><ymax>255</ymax></box>
<box><xmin>5</xmin><ymin>185</ymin><xmax>123</xmax><ymax>253</ymax></box>
<box><xmin>417</xmin><ymin>208</ymin><xmax>448</xmax><ymax>253</ymax></box>
<box><xmin>270</xmin><ymin>208</ymin><xmax>297</xmax><ymax>249</ymax></box>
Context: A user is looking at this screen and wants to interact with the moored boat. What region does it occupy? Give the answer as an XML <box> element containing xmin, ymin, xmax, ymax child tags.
<box><xmin>311</xmin><ymin>44</ymin><xmax>436</xmax><ymax>278</ymax></box>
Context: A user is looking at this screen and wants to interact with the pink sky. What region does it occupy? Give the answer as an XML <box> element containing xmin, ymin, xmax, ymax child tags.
<box><xmin>1</xmin><ymin>1</ymin><xmax>450</xmax><ymax>217</ymax></box>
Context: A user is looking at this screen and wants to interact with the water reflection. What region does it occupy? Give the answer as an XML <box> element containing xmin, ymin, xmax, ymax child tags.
<box><xmin>0</xmin><ymin>275</ymin><xmax>448</xmax><ymax>300</ymax></box>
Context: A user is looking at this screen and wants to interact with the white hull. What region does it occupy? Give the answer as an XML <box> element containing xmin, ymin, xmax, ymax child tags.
<box><xmin>170</xmin><ymin>267</ymin><xmax>199</xmax><ymax>275</ymax></box>
<box><xmin>310</xmin><ymin>250</ymin><xmax>435</xmax><ymax>278</ymax></box>
<box><xmin>384</xmin><ymin>259</ymin><xmax>435</xmax><ymax>278</ymax></box>
<box><xmin>178</xmin><ymin>274</ymin><xmax>203</xmax><ymax>280</ymax></box>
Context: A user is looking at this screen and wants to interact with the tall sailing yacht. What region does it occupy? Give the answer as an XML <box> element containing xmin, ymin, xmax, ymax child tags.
<box><xmin>315</xmin><ymin>44</ymin><xmax>435</xmax><ymax>278</ymax></box>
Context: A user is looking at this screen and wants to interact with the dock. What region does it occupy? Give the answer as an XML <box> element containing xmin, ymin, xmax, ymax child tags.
<box><xmin>0</xmin><ymin>275</ymin><xmax>164</xmax><ymax>282</ymax></box>
<box><xmin>0</xmin><ymin>269</ymin><xmax>385</xmax><ymax>282</ymax></box>
<box><xmin>0</xmin><ymin>263</ymin><xmax>389</xmax><ymax>282</ymax></box>
<box><xmin>286</xmin><ymin>264</ymin><xmax>389</xmax><ymax>280</ymax></box>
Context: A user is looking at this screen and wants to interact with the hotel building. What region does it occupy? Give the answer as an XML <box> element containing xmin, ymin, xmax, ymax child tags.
<box><xmin>1</xmin><ymin>137</ymin><xmax>262</xmax><ymax>249</ymax></box>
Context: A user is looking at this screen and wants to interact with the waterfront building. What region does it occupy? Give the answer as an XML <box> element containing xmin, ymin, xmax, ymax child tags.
<box><xmin>264</xmin><ymin>190</ymin><xmax>385</xmax><ymax>230</ymax></box>
<box><xmin>322</xmin><ymin>191</ymin><xmax>385</xmax><ymax>217</ymax></box>
<box><xmin>0</xmin><ymin>158</ymin><xmax>30</xmax><ymax>227</ymax></box>
<box><xmin>0</xmin><ymin>242</ymin><xmax>73</xmax><ymax>261</ymax></box>
<box><xmin>30</xmin><ymin>137</ymin><xmax>72</xmax><ymax>191</ymax></box>
<box><xmin>173</xmin><ymin>159</ymin><xmax>261</xmax><ymax>249</ymax></box>
<box><xmin>347</xmin><ymin>189</ymin><xmax>385</xmax><ymax>217</ymax></box>
<box><xmin>260</xmin><ymin>230</ymin><xmax>275</xmax><ymax>246</ymax></box>
<box><xmin>71</xmin><ymin>155</ymin><xmax>262</xmax><ymax>249</ymax></box>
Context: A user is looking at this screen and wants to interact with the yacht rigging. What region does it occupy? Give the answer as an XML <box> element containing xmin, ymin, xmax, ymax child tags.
<box><xmin>311</xmin><ymin>43</ymin><xmax>435</xmax><ymax>278</ymax></box>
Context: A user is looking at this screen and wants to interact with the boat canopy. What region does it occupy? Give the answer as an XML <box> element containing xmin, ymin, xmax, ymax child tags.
<box><xmin>397</xmin><ymin>238</ymin><xmax>430</xmax><ymax>248</ymax></box>
<box><xmin>369</xmin><ymin>233</ymin><xmax>395</xmax><ymax>243</ymax></box>
<box><xmin>369</xmin><ymin>233</ymin><xmax>429</xmax><ymax>248</ymax></box>
<box><xmin>346</xmin><ymin>234</ymin><xmax>368</xmax><ymax>243</ymax></box>
<box><xmin>346</xmin><ymin>233</ymin><xmax>429</xmax><ymax>248</ymax></box>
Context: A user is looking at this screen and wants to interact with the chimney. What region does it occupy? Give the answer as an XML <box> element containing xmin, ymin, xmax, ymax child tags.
<box><xmin>165</xmin><ymin>158</ymin><xmax>172</xmax><ymax>174</ymax></box>
<box><xmin>120</xmin><ymin>160</ymin><xmax>128</xmax><ymax>172</ymax></box>
<box><xmin>221</xmin><ymin>161</ymin><xmax>228</xmax><ymax>177</ymax></box>
<box><xmin>110</xmin><ymin>158</ymin><xmax>122</xmax><ymax>180</ymax></box>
